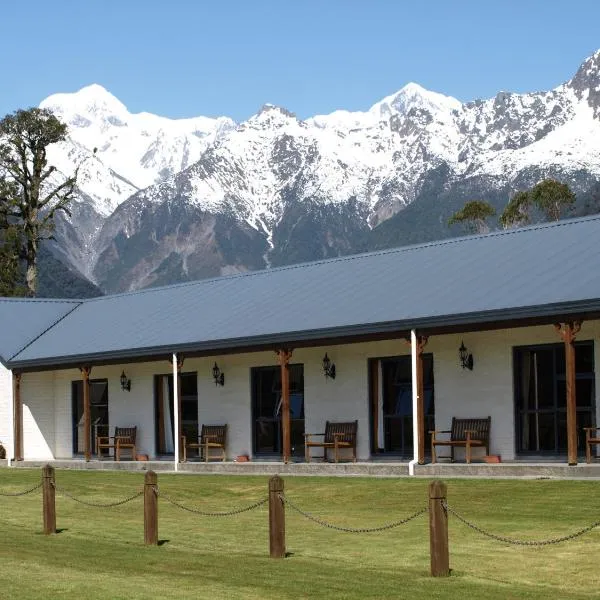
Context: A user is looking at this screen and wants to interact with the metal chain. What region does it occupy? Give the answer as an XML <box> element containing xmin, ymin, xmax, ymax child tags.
<box><xmin>281</xmin><ymin>494</ymin><xmax>428</xmax><ymax>533</ymax></box>
<box><xmin>0</xmin><ymin>481</ymin><xmax>43</xmax><ymax>497</ymax></box>
<box><xmin>157</xmin><ymin>488</ymin><xmax>268</xmax><ymax>516</ymax></box>
<box><xmin>52</xmin><ymin>483</ymin><xmax>143</xmax><ymax>508</ymax></box>
<box><xmin>444</xmin><ymin>503</ymin><xmax>600</xmax><ymax>546</ymax></box>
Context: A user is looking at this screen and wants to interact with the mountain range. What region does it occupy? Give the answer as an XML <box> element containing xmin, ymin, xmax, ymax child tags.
<box><xmin>35</xmin><ymin>49</ymin><xmax>600</xmax><ymax>295</ymax></box>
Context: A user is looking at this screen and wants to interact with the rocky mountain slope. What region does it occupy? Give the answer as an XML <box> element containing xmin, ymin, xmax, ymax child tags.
<box><xmin>40</xmin><ymin>50</ymin><xmax>600</xmax><ymax>294</ymax></box>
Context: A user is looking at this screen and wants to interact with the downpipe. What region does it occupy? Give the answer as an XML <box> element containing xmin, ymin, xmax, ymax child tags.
<box><xmin>409</xmin><ymin>329</ymin><xmax>419</xmax><ymax>477</ymax></box>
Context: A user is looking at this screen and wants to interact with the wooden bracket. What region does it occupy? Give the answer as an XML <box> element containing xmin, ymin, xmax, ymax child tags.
<box><xmin>554</xmin><ymin>321</ymin><xmax>582</xmax><ymax>343</ymax></box>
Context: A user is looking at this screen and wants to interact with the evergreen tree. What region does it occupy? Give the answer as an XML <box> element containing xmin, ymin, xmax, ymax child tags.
<box><xmin>530</xmin><ymin>178</ymin><xmax>575</xmax><ymax>221</ymax></box>
<box><xmin>0</xmin><ymin>108</ymin><xmax>78</xmax><ymax>296</ymax></box>
<box><xmin>448</xmin><ymin>200</ymin><xmax>496</xmax><ymax>234</ymax></box>
<box><xmin>499</xmin><ymin>190</ymin><xmax>532</xmax><ymax>229</ymax></box>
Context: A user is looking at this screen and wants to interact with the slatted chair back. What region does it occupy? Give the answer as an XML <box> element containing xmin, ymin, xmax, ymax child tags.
<box><xmin>114</xmin><ymin>426</ymin><xmax>137</xmax><ymax>445</ymax></box>
<box><xmin>201</xmin><ymin>424</ymin><xmax>227</xmax><ymax>446</ymax></box>
<box><xmin>451</xmin><ymin>417</ymin><xmax>490</xmax><ymax>443</ymax></box>
<box><xmin>324</xmin><ymin>420</ymin><xmax>358</xmax><ymax>445</ymax></box>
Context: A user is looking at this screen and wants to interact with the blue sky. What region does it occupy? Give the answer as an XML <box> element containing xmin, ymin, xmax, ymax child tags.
<box><xmin>2</xmin><ymin>0</ymin><xmax>600</xmax><ymax>121</ymax></box>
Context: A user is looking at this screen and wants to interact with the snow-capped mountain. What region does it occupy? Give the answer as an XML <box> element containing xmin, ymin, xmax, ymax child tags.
<box><xmin>40</xmin><ymin>84</ymin><xmax>236</xmax><ymax>216</ymax></box>
<box><xmin>41</xmin><ymin>50</ymin><xmax>600</xmax><ymax>294</ymax></box>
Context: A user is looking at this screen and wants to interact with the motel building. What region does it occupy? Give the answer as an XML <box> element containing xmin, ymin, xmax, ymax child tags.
<box><xmin>1</xmin><ymin>215</ymin><xmax>600</xmax><ymax>477</ymax></box>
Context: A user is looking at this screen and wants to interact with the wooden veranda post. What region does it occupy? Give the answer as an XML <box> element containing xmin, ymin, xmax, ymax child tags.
<box><xmin>144</xmin><ymin>470</ymin><xmax>158</xmax><ymax>545</ymax></box>
<box><xmin>269</xmin><ymin>475</ymin><xmax>285</xmax><ymax>558</ymax></box>
<box><xmin>407</xmin><ymin>335</ymin><xmax>428</xmax><ymax>464</ymax></box>
<box><xmin>555</xmin><ymin>322</ymin><xmax>582</xmax><ymax>465</ymax></box>
<box><xmin>429</xmin><ymin>479</ymin><xmax>449</xmax><ymax>577</ymax></box>
<box><xmin>277</xmin><ymin>349</ymin><xmax>293</xmax><ymax>464</ymax></box>
<box><xmin>80</xmin><ymin>366</ymin><xmax>92</xmax><ymax>462</ymax></box>
<box><xmin>13</xmin><ymin>372</ymin><xmax>23</xmax><ymax>461</ymax></box>
<box><xmin>42</xmin><ymin>464</ymin><xmax>56</xmax><ymax>535</ymax></box>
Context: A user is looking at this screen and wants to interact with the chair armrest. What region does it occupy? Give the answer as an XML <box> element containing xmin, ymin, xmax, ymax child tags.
<box><xmin>583</xmin><ymin>427</ymin><xmax>600</xmax><ymax>432</ymax></box>
<box><xmin>96</xmin><ymin>436</ymin><xmax>111</xmax><ymax>445</ymax></box>
<box><xmin>303</xmin><ymin>433</ymin><xmax>325</xmax><ymax>437</ymax></box>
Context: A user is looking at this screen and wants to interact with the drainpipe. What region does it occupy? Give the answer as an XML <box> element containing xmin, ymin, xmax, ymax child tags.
<box><xmin>7</xmin><ymin>369</ymin><xmax>14</xmax><ymax>467</ymax></box>
<box><xmin>408</xmin><ymin>329</ymin><xmax>419</xmax><ymax>477</ymax></box>
<box><xmin>172</xmin><ymin>353</ymin><xmax>180</xmax><ymax>472</ymax></box>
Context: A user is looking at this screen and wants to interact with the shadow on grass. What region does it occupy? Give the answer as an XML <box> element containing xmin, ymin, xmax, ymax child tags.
<box><xmin>158</xmin><ymin>539</ymin><xmax>170</xmax><ymax>546</ymax></box>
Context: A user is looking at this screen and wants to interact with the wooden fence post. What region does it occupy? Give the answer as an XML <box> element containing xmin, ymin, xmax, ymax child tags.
<box><xmin>269</xmin><ymin>475</ymin><xmax>285</xmax><ymax>558</ymax></box>
<box><xmin>429</xmin><ymin>479</ymin><xmax>449</xmax><ymax>577</ymax></box>
<box><xmin>144</xmin><ymin>470</ymin><xmax>158</xmax><ymax>545</ymax></box>
<box><xmin>42</xmin><ymin>464</ymin><xmax>56</xmax><ymax>535</ymax></box>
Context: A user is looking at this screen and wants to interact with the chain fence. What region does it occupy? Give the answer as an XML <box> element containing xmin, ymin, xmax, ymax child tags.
<box><xmin>52</xmin><ymin>483</ymin><xmax>143</xmax><ymax>508</ymax></box>
<box><xmin>280</xmin><ymin>493</ymin><xmax>428</xmax><ymax>533</ymax></box>
<box><xmin>444</xmin><ymin>503</ymin><xmax>600</xmax><ymax>546</ymax></box>
<box><xmin>0</xmin><ymin>481</ymin><xmax>43</xmax><ymax>497</ymax></box>
<box><xmin>157</xmin><ymin>488</ymin><xmax>268</xmax><ymax>516</ymax></box>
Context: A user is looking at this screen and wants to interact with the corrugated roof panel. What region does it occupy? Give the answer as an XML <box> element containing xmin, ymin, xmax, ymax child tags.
<box><xmin>9</xmin><ymin>215</ymin><xmax>600</xmax><ymax>366</ymax></box>
<box><xmin>0</xmin><ymin>298</ymin><xmax>80</xmax><ymax>364</ymax></box>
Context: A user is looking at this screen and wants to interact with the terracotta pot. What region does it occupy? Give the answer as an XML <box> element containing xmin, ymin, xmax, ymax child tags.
<box><xmin>483</xmin><ymin>455</ymin><xmax>501</xmax><ymax>463</ymax></box>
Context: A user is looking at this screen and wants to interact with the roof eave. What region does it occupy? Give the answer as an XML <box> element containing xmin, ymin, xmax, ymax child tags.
<box><xmin>8</xmin><ymin>299</ymin><xmax>600</xmax><ymax>372</ymax></box>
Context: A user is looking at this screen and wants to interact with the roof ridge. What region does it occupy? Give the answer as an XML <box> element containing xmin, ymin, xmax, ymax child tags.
<box><xmin>82</xmin><ymin>213</ymin><xmax>600</xmax><ymax>303</ymax></box>
<box><xmin>8</xmin><ymin>301</ymin><xmax>83</xmax><ymax>362</ymax></box>
<box><xmin>0</xmin><ymin>297</ymin><xmax>81</xmax><ymax>304</ymax></box>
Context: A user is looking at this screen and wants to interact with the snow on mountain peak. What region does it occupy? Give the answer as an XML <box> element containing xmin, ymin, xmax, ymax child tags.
<box><xmin>370</xmin><ymin>82</ymin><xmax>462</xmax><ymax>118</ymax></box>
<box><xmin>41</xmin><ymin>83</ymin><xmax>128</xmax><ymax>122</ymax></box>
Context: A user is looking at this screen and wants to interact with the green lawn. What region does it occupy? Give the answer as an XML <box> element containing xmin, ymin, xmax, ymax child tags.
<box><xmin>0</xmin><ymin>469</ymin><xmax>599</xmax><ymax>599</ymax></box>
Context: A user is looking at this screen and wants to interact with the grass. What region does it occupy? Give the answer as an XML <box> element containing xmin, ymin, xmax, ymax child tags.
<box><xmin>0</xmin><ymin>469</ymin><xmax>599</xmax><ymax>599</ymax></box>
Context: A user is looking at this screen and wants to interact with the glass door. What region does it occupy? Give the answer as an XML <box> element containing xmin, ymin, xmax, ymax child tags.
<box><xmin>72</xmin><ymin>379</ymin><xmax>109</xmax><ymax>455</ymax></box>
<box><xmin>515</xmin><ymin>342</ymin><xmax>595</xmax><ymax>455</ymax></box>
<box><xmin>154</xmin><ymin>372</ymin><xmax>198</xmax><ymax>455</ymax></box>
<box><xmin>372</xmin><ymin>355</ymin><xmax>434</xmax><ymax>457</ymax></box>
<box><xmin>252</xmin><ymin>364</ymin><xmax>304</xmax><ymax>457</ymax></box>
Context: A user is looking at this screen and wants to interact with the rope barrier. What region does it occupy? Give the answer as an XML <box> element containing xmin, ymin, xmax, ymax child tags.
<box><xmin>281</xmin><ymin>493</ymin><xmax>428</xmax><ymax>533</ymax></box>
<box><xmin>52</xmin><ymin>483</ymin><xmax>143</xmax><ymax>508</ymax></box>
<box><xmin>157</xmin><ymin>488</ymin><xmax>268</xmax><ymax>516</ymax></box>
<box><xmin>0</xmin><ymin>481</ymin><xmax>43</xmax><ymax>497</ymax></box>
<box><xmin>444</xmin><ymin>503</ymin><xmax>600</xmax><ymax>546</ymax></box>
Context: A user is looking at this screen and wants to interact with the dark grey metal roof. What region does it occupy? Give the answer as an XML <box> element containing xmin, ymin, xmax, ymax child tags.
<box><xmin>6</xmin><ymin>214</ymin><xmax>600</xmax><ymax>368</ymax></box>
<box><xmin>0</xmin><ymin>298</ymin><xmax>80</xmax><ymax>365</ymax></box>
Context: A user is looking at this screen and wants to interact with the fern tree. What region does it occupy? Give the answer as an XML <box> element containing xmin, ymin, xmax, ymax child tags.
<box><xmin>448</xmin><ymin>200</ymin><xmax>496</xmax><ymax>234</ymax></box>
<box><xmin>0</xmin><ymin>108</ymin><xmax>78</xmax><ymax>296</ymax></box>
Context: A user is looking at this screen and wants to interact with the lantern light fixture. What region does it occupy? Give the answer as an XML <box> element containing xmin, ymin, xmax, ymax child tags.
<box><xmin>322</xmin><ymin>353</ymin><xmax>336</xmax><ymax>380</ymax></box>
<box><xmin>212</xmin><ymin>362</ymin><xmax>225</xmax><ymax>386</ymax></box>
<box><xmin>120</xmin><ymin>370</ymin><xmax>131</xmax><ymax>392</ymax></box>
<box><xmin>459</xmin><ymin>341</ymin><xmax>474</xmax><ymax>371</ymax></box>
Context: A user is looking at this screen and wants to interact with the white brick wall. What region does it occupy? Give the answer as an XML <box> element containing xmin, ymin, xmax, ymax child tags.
<box><xmin>4</xmin><ymin>320</ymin><xmax>599</xmax><ymax>462</ymax></box>
<box><xmin>0</xmin><ymin>364</ymin><xmax>13</xmax><ymax>459</ymax></box>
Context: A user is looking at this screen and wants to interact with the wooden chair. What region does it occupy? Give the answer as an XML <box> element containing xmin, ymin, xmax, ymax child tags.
<box><xmin>96</xmin><ymin>426</ymin><xmax>137</xmax><ymax>461</ymax></box>
<box><xmin>430</xmin><ymin>417</ymin><xmax>490</xmax><ymax>463</ymax></box>
<box><xmin>182</xmin><ymin>424</ymin><xmax>227</xmax><ymax>462</ymax></box>
<box><xmin>584</xmin><ymin>427</ymin><xmax>600</xmax><ymax>463</ymax></box>
<box><xmin>304</xmin><ymin>420</ymin><xmax>358</xmax><ymax>463</ymax></box>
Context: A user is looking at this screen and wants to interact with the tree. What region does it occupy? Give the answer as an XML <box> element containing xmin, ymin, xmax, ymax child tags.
<box><xmin>0</xmin><ymin>108</ymin><xmax>78</xmax><ymax>296</ymax></box>
<box><xmin>499</xmin><ymin>190</ymin><xmax>532</xmax><ymax>229</ymax></box>
<box><xmin>529</xmin><ymin>178</ymin><xmax>575</xmax><ymax>221</ymax></box>
<box><xmin>447</xmin><ymin>200</ymin><xmax>496</xmax><ymax>234</ymax></box>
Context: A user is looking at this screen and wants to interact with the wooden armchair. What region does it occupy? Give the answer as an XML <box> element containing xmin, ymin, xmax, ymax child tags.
<box><xmin>304</xmin><ymin>420</ymin><xmax>358</xmax><ymax>463</ymax></box>
<box><xmin>182</xmin><ymin>424</ymin><xmax>227</xmax><ymax>462</ymax></box>
<box><xmin>584</xmin><ymin>427</ymin><xmax>600</xmax><ymax>463</ymax></box>
<box><xmin>430</xmin><ymin>417</ymin><xmax>490</xmax><ymax>464</ymax></box>
<box><xmin>96</xmin><ymin>426</ymin><xmax>137</xmax><ymax>461</ymax></box>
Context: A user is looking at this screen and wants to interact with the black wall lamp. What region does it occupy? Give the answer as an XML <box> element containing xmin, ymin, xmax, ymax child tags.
<box><xmin>459</xmin><ymin>341</ymin><xmax>474</xmax><ymax>371</ymax></box>
<box><xmin>120</xmin><ymin>370</ymin><xmax>131</xmax><ymax>392</ymax></box>
<box><xmin>322</xmin><ymin>353</ymin><xmax>336</xmax><ymax>380</ymax></box>
<box><xmin>212</xmin><ymin>362</ymin><xmax>225</xmax><ymax>386</ymax></box>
